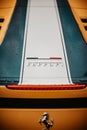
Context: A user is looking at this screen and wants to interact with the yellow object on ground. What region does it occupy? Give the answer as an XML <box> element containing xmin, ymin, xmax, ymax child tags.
<box><xmin>0</xmin><ymin>0</ymin><xmax>17</xmax><ymax>45</ymax></box>
<box><xmin>68</xmin><ymin>0</ymin><xmax>87</xmax><ymax>43</ymax></box>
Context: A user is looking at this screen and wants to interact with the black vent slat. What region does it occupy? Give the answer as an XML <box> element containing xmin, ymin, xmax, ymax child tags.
<box><xmin>81</xmin><ymin>18</ymin><xmax>87</xmax><ymax>23</ymax></box>
<box><xmin>84</xmin><ymin>26</ymin><xmax>87</xmax><ymax>30</ymax></box>
<box><xmin>0</xmin><ymin>18</ymin><xmax>4</xmax><ymax>22</ymax></box>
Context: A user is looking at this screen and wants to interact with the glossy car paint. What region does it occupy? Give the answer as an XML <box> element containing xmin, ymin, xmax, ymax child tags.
<box><xmin>0</xmin><ymin>0</ymin><xmax>87</xmax><ymax>130</ymax></box>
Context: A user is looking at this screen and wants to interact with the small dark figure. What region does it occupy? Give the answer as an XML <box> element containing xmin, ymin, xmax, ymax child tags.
<box><xmin>39</xmin><ymin>112</ymin><xmax>54</xmax><ymax>130</ymax></box>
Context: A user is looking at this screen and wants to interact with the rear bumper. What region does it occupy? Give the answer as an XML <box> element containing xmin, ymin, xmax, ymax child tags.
<box><xmin>0</xmin><ymin>108</ymin><xmax>87</xmax><ymax>130</ymax></box>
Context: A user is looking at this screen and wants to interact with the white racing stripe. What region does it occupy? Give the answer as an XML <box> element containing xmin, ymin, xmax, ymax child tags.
<box><xmin>19</xmin><ymin>0</ymin><xmax>72</xmax><ymax>85</ymax></box>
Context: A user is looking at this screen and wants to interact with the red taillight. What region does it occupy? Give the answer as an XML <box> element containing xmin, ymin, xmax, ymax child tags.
<box><xmin>6</xmin><ymin>84</ymin><xmax>86</xmax><ymax>90</ymax></box>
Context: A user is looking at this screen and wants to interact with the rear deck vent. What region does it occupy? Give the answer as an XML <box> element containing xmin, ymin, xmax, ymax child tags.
<box><xmin>0</xmin><ymin>0</ymin><xmax>17</xmax><ymax>45</ymax></box>
<box><xmin>0</xmin><ymin>18</ymin><xmax>4</xmax><ymax>31</ymax></box>
<box><xmin>68</xmin><ymin>0</ymin><xmax>87</xmax><ymax>43</ymax></box>
<box><xmin>0</xmin><ymin>18</ymin><xmax>4</xmax><ymax>23</ymax></box>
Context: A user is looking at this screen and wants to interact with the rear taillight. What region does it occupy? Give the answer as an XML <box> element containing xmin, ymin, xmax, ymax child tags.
<box><xmin>6</xmin><ymin>84</ymin><xmax>86</xmax><ymax>90</ymax></box>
